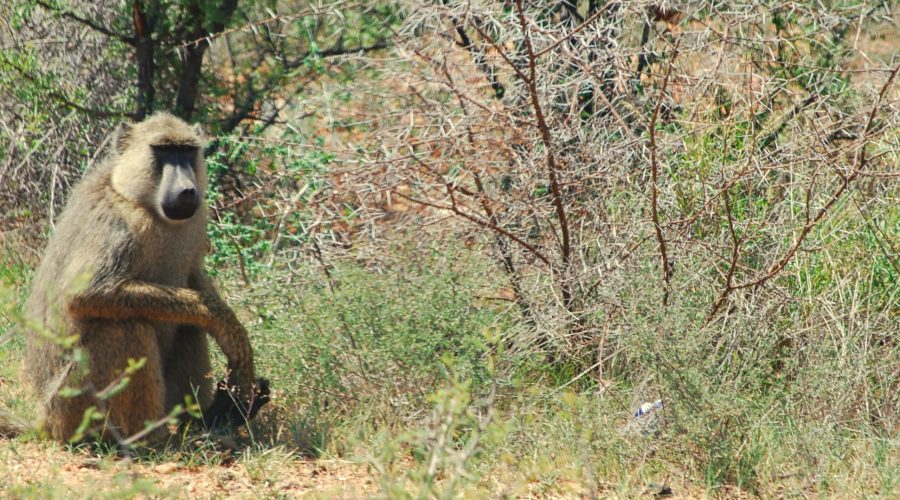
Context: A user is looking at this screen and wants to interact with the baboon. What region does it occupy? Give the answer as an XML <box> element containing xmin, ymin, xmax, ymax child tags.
<box><xmin>19</xmin><ymin>112</ymin><xmax>268</xmax><ymax>443</ymax></box>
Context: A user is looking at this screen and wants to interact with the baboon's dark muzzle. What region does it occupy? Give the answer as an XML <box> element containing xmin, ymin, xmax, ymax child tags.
<box><xmin>162</xmin><ymin>187</ymin><xmax>199</xmax><ymax>220</ymax></box>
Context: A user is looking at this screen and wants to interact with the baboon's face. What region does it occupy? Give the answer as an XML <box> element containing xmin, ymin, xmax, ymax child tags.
<box><xmin>153</xmin><ymin>144</ymin><xmax>201</xmax><ymax>221</ymax></box>
<box><xmin>110</xmin><ymin>114</ymin><xmax>208</xmax><ymax>224</ymax></box>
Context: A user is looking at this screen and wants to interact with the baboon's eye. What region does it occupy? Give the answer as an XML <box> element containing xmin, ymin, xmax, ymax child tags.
<box><xmin>151</xmin><ymin>144</ymin><xmax>199</xmax><ymax>169</ymax></box>
<box><xmin>151</xmin><ymin>144</ymin><xmax>198</xmax><ymax>154</ymax></box>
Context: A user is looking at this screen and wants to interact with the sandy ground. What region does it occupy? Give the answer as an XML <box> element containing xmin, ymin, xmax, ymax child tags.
<box><xmin>1</xmin><ymin>442</ymin><xmax>379</xmax><ymax>498</ymax></box>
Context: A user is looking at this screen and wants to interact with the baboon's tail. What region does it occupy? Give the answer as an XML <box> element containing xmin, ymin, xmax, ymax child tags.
<box><xmin>0</xmin><ymin>411</ymin><xmax>28</xmax><ymax>438</ymax></box>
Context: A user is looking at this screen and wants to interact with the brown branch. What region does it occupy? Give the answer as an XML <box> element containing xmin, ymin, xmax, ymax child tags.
<box><xmin>35</xmin><ymin>0</ymin><xmax>136</xmax><ymax>45</ymax></box>
<box><xmin>404</xmin><ymin>39</ymin><xmax>526</xmax><ymax>128</ymax></box>
<box><xmin>216</xmin><ymin>37</ymin><xmax>383</xmax><ymax>132</ymax></box>
<box><xmin>4</xmin><ymin>59</ymin><xmax>135</xmax><ymax>120</ymax></box>
<box><xmin>170</xmin><ymin>6</ymin><xmax>328</xmax><ymax>50</ymax></box>
<box><xmin>390</xmin><ymin>190</ymin><xmax>551</xmax><ymax>267</ymax></box>
<box><xmin>579</xmin><ymin>61</ymin><xmax>639</xmax><ymax>140</ymax></box>
<box><xmin>132</xmin><ymin>0</ymin><xmax>155</xmax><ymax>120</ymax></box>
<box><xmin>316</xmin><ymin>41</ymin><xmax>390</xmax><ymax>59</ymax></box>
<box><xmin>758</xmin><ymin>94</ymin><xmax>819</xmax><ymax>150</ymax></box>
<box><xmin>666</xmin><ymin>121</ymin><xmax>892</xmax><ymax>231</ymax></box>
<box><xmin>706</xmin><ymin>187</ymin><xmax>743</xmax><ymax>321</ymax></box>
<box><xmin>174</xmin><ymin>0</ymin><xmax>239</xmax><ymax>120</ymax></box>
<box><xmin>648</xmin><ymin>42</ymin><xmax>679</xmax><ymax>307</ymax></box>
<box><xmin>467</xmin><ymin>18</ymin><xmax>529</xmax><ymax>85</ymax></box>
<box><xmin>170</xmin><ymin>4</ymin><xmax>388</xmax><ymax>56</ymax></box>
<box><xmin>514</xmin><ymin>0</ymin><xmax>574</xmax><ymax>312</ymax></box>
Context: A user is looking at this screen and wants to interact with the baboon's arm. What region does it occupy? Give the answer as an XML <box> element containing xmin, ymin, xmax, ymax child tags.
<box><xmin>186</xmin><ymin>271</ymin><xmax>271</xmax><ymax>428</ymax></box>
<box><xmin>187</xmin><ymin>270</ymin><xmax>258</xmax><ymax>389</ymax></box>
<box><xmin>67</xmin><ymin>279</ymin><xmax>255</xmax><ymax>391</ymax></box>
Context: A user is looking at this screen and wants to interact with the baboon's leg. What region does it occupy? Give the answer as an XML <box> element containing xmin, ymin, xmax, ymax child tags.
<box><xmin>42</xmin><ymin>384</ymin><xmax>92</xmax><ymax>442</ymax></box>
<box><xmin>43</xmin><ymin>321</ymin><xmax>166</xmax><ymax>442</ymax></box>
<box><xmin>163</xmin><ymin>325</ymin><xmax>214</xmax><ymax>413</ymax></box>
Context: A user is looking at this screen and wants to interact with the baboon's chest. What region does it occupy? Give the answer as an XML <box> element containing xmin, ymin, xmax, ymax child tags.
<box><xmin>133</xmin><ymin>221</ymin><xmax>205</xmax><ymax>287</ymax></box>
<box><xmin>131</xmin><ymin>221</ymin><xmax>205</xmax><ymax>356</ymax></box>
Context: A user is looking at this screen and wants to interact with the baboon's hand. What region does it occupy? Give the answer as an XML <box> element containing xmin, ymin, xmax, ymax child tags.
<box><xmin>202</xmin><ymin>378</ymin><xmax>271</xmax><ymax>429</ymax></box>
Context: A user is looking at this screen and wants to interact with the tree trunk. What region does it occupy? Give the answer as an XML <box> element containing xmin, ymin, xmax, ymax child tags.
<box><xmin>175</xmin><ymin>43</ymin><xmax>207</xmax><ymax>121</ymax></box>
<box><xmin>133</xmin><ymin>1</ymin><xmax>154</xmax><ymax>120</ymax></box>
<box><xmin>174</xmin><ymin>0</ymin><xmax>239</xmax><ymax>121</ymax></box>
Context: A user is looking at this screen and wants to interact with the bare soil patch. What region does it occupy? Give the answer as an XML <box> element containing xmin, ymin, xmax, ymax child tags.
<box><xmin>1</xmin><ymin>442</ymin><xmax>378</xmax><ymax>498</ymax></box>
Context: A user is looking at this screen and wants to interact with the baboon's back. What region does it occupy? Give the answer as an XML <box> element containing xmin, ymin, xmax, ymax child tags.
<box><xmin>23</xmin><ymin>163</ymin><xmax>132</xmax><ymax>392</ymax></box>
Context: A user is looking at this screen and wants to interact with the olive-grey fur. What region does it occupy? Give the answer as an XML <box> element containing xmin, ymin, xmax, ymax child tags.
<box><xmin>22</xmin><ymin>112</ymin><xmax>258</xmax><ymax>442</ymax></box>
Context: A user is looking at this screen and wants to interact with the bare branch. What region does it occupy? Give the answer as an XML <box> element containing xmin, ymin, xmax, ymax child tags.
<box><xmin>35</xmin><ymin>0</ymin><xmax>135</xmax><ymax>45</ymax></box>
<box><xmin>648</xmin><ymin>42</ymin><xmax>679</xmax><ymax>307</ymax></box>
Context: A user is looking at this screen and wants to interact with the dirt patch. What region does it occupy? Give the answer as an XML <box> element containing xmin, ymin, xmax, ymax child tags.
<box><xmin>0</xmin><ymin>442</ymin><xmax>378</xmax><ymax>498</ymax></box>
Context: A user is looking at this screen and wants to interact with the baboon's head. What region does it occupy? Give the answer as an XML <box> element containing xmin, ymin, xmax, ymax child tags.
<box><xmin>111</xmin><ymin>113</ymin><xmax>208</xmax><ymax>223</ymax></box>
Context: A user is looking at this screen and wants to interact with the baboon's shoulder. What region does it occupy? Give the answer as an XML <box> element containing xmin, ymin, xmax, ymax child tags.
<box><xmin>35</xmin><ymin>164</ymin><xmax>140</xmax><ymax>289</ymax></box>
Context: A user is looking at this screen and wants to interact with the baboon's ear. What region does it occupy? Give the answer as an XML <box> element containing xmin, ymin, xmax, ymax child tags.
<box><xmin>115</xmin><ymin>122</ymin><xmax>136</xmax><ymax>155</ymax></box>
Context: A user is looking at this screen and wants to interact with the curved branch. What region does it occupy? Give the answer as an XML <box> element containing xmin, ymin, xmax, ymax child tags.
<box><xmin>391</xmin><ymin>190</ymin><xmax>552</xmax><ymax>267</ymax></box>
<box><xmin>35</xmin><ymin>1</ymin><xmax>135</xmax><ymax>45</ymax></box>
<box><xmin>3</xmin><ymin>58</ymin><xmax>135</xmax><ymax>119</ymax></box>
<box><xmin>514</xmin><ymin>0</ymin><xmax>573</xmax><ymax>311</ymax></box>
<box><xmin>648</xmin><ymin>42</ymin><xmax>679</xmax><ymax>307</ymax></box>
